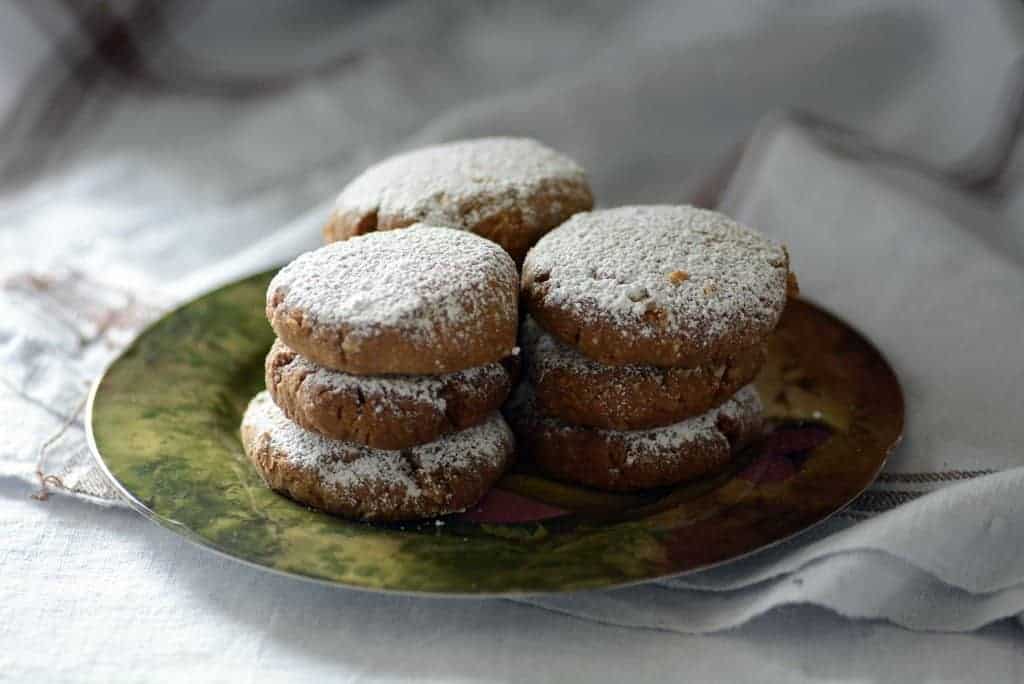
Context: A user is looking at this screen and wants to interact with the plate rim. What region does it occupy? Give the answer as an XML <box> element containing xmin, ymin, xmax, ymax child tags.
<box><xmin>86</xmin><ymin>270</ymin><xmax>905</xmax><ymax>597</ymax></box>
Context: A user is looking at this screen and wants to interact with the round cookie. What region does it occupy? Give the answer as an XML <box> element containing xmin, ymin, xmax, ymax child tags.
<box><xmin>266</xmin><ymin>339</ymin><xmax>518</xmax><ymax>450</ymax></box>
<box><xmin>267</xmin><ymin>225</ymin><xmax>518</xmax><ymax>375</ymax></box>
<box><xmin>324</xmin><ymin>137</ymin><xmax>594</xmax><ymax>263</ymax></box>
<box><xmin>522</xmin><ymin>205</ymin><xmax>797</xmax><ymax>367</ymax></box>
<box><xmin>241</xmin><ymin>391</ymin><xmax>514</xmax><ymax>521</ymax></box>
<box><xmin>521</xmin><ymin>316</ymin><xmax>764</xmax><ymax>430</ymax></box>
<box><xmin>507</xmin><ymin>384</ymin><xmax>763</xmax><ymax>492</ymax></box>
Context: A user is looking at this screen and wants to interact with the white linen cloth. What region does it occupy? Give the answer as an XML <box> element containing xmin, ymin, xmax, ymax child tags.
<box><xmin>2</xmin><ymin>1</ymin><xmax>1024</xmax><ymax>681</ymax></box>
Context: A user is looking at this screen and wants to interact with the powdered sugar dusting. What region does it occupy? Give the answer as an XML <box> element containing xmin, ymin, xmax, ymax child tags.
<box><xmin>524</xmin><ymin>205</ymin><xmax>789</xmax><ymax>352</ymax></box>
<box><xmin>336</xmin><ymin>137</ymin><xmax>589</xmax><ymax>229</ymax></box>
<box><xmin>268</xmin><ymin>225</ymin><xmax>517</xmax><ymax>347</ymax></box>
<box><xmin>244</xmin><ymin>392</ymin><xmax>511</xmax><ymax>501</ymax></box>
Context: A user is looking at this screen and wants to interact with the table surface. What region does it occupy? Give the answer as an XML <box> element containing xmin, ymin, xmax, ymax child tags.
<box><xmin>1</xmin><ymin>479</ymin><xmax>1021</xmax><ymax>683</ymax></box>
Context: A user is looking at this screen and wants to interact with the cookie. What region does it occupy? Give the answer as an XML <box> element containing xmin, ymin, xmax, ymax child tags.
<box><xmin>242</xmin><ymin>391</ymin><xmax>514</xmax><ymax>521</ymax></box>
<box><xmin>324</xmin><ymin>137</ymin><xmax>594</xmax><ymax>263</ymax></box>
<box><xmin>507</xmin><ymin>384</ymin><xmax>763</xmax><ymax>492</ymax></box>
<box><xmin>265</xmin><ymin>339</ymin><xmax>518</xmax><ymax>450</ymax></box>
<box><xmin>522</xmin><ymin>205</ymin><xmax>797</xmax><ymax>367</ymax></box>
<box><xmin>521</xmin><ymin>316</ymin><xmax>764</xmax><ymax>430</ymax></box>
<box><xmin>267</xmin><ymin>225</ymin><xmax>518</xmax><ymax>375</ymax></box>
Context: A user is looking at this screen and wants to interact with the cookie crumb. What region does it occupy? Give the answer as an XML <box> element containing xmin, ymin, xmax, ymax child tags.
<box><xmin>626</xmin><ymin>285</ymin><xmax>649</xmax><ymax>302</ymax></box>
<box><xmin>667</xmin><ymin>270</ymin><xmax>689</xmax><ymax>284</ymax></box>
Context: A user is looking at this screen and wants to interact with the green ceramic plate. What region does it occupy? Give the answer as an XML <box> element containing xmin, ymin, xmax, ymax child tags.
<box><xmin>88</xmin><ymin>270</ymin><xmax>904</xmax><ymax>596</ymax></box>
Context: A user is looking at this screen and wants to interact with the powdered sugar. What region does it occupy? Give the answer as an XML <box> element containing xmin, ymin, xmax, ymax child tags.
<box><xmin>524</xmin><ymin>205</ymin><xmax>790</xmax><ymax>352</ymax></box>
<box><xmin>244</xmin><ymin>391</ymin><xmax>511</xmax><ymax>501</ymax></box>
<box><xmin>335</xmin><ymin>137</ymin><xmax>589</xmax><ymax>229</ymax></box>
<box><xmin>267</xmin><ymin>225</ymin><xmax>517</xmax><ymax>347</ymax></box>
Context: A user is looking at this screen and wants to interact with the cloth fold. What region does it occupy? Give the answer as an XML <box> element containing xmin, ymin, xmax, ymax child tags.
<box><xmin>525</xmin><ymin>551</ymin><xmax>1024</xmax><ymax>634</ymax></box>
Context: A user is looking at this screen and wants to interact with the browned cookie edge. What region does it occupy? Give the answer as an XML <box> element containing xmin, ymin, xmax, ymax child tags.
<box><xmin>325</xmin><ymin>178</ymin><xmax>594</xmax><ymax>264</ymax></box>
<box><xmin>507</xmin><ymin>387</ymin><xmax>763</xmax><ymax>492</ymax></box>
<box><xmin>528</xmin><ymin>336</ymin><xmax>766</xmax><ymax>429</ymax></box>
<box><xmin>266</xmin><ymin>339</ymin><xmax>518</xmax><ymax>449</ymax></box>
<box><xmin>242</xmin><ymin>398</ymin><xmax>514</xmax><ymax>522</ymax></box>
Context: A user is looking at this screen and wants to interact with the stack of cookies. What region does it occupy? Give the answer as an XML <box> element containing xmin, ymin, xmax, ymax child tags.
<box><xmin>242</xmin><ymin>138</ymin><xmax>799</xmax><ymax>519</ymax></box>
<box><xmin>514</xmin><ymin>205</ymin><xmax>797</xmax><ymax>491</ymax></box>
<box><xmin>241</xmin><ymin>225</ymin><xmax>521</xmax><ymax>521</ymax></box>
